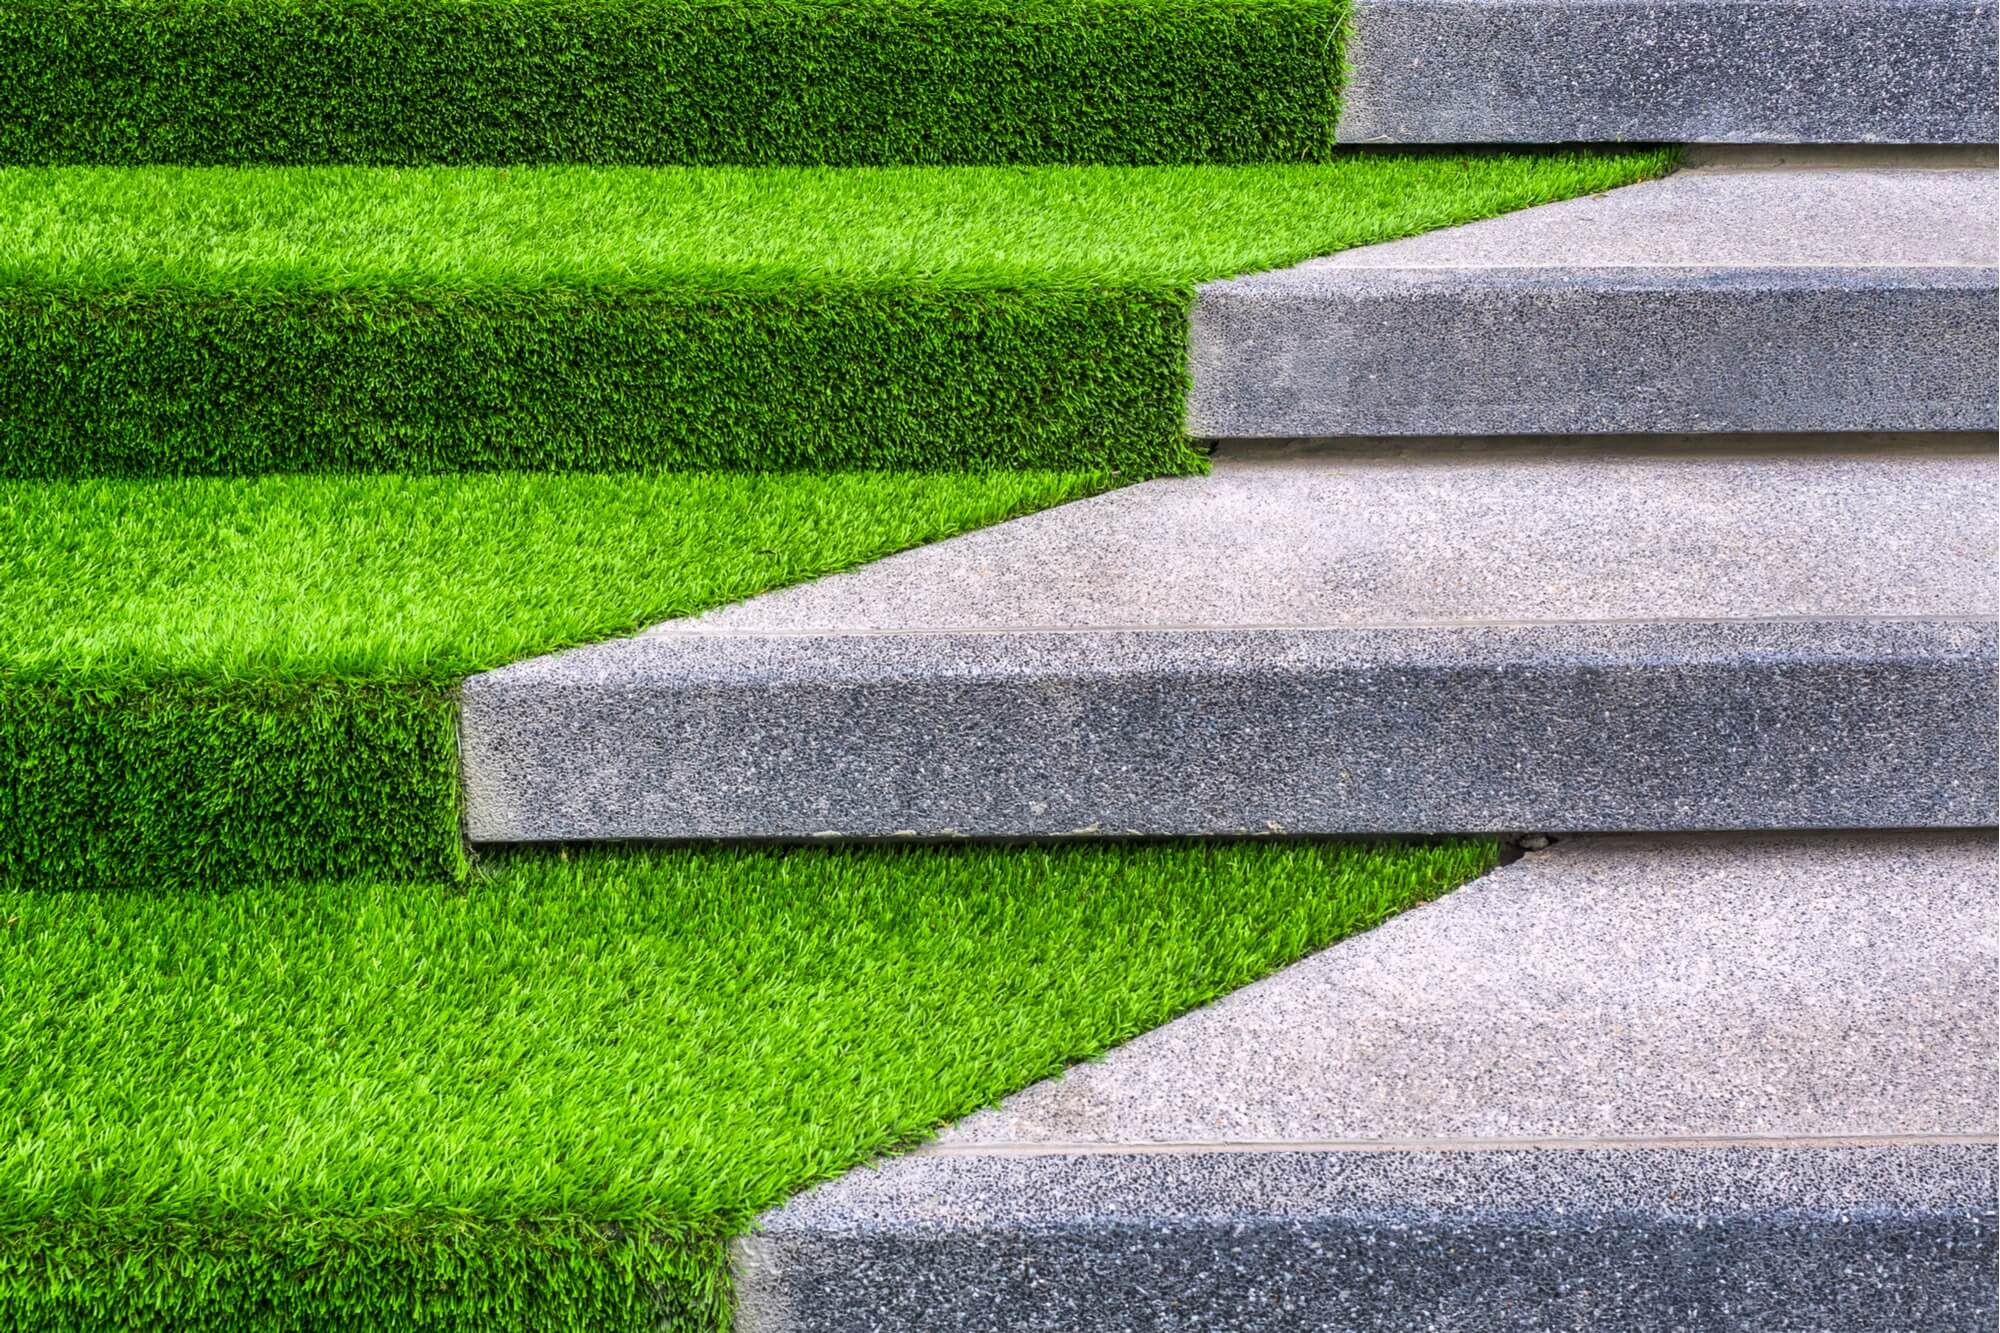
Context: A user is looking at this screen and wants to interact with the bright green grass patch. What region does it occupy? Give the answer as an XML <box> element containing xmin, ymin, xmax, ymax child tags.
<box><xmin>0</xmin><ymin>470</ymin><xmax>1104</xmax><ymax>887</ymax></box>
<box><xmin>1</xmin><ymin>153</ymin><xmax>1677</xmax><ymax>478</ymax></box>
<box><xmin>1</xmin><ymin>0</ymin><xmax>1347</xmax><ymax>169</ymax></box>
<box><xmin>0</xmin><ymin>838</ymin><xmax>1499</xmax><ymax>1330</ymax></box>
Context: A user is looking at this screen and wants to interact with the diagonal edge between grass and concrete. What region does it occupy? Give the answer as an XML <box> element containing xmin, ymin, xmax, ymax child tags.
<box><xmin>0</xmin><ymin>838</ymin><xmax>1500</xmax><ymax>1330</ymax></box>
<box><xmin>1188</xmin><ymin>162</ymin><xmax>2000</xmax><ymax>438</ymax></box>
<box><xmin>460</xmin><ymin>445</ymin><xmax>2000</xmax><ymax>842</ymax></box>
<box><xmin>0</xmin><ymin>0</ymin><xmax>1352</xmax><ymax>168</ymax></box>
<box><xmin>735</xmin><ymin>831</ymin><xmax>2000</xmax><ymax>1330</ymax></box>
<box><xmin>0</xmin><ymin>152</ymin><xmax>1674</xmax><ymax>479</ymax></box>
<box><xmin>0</xmin><ymin>470</ymin><xmax>1109</xmax><ymax>888</ymax></box>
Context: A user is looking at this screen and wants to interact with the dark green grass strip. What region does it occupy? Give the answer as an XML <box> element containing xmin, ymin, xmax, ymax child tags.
<box><xmin>0</xmin><ymin>680</ymin><xmax>462</xmax><ymax>890</ymax></box>
<box><xmin>0</xmin><ymin>153</ymin><xmax>1677</xmax><ymax>479</ymax></box>
<box><xmin>0</xmin><ymin>838</ymin><xmax>1499</xmax><ymax>1330</ymax></box>
<box><xmin>7</xmin><ymin>288</ymin><xmax>1194</xmax><ymax>478</ymax></box>
<box><xmin>0</xmin><ymin>0</ymin><xmax>1346</xmax><ymax>167</ymax></box>
<box><xmin>0</xmin><ymin>470</ymin><xmax>1107</xmax><ymax>887</ymax></box>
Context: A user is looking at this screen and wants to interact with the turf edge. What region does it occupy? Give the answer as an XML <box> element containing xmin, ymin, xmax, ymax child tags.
<box><xmin>0</xmin><ymin>0</ymin><xmax>1346</xmax><ymax>167</ymax></box>
<box><xmin>0</xmin><ymin>289</ymin><xmax>1198</xmax><ymax>478</ymax></box>
<box><xmin>0</xmin><ymin>678</ymin><xmax>464</xmax><ymax>889</ymax></box>
<box><xmin>0</xmin><ymin>1218</ymin><xmax>727</xmax><ymax>1333</ymax></box>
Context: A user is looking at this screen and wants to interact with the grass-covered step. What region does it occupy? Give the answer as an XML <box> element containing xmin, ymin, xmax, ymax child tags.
<box><xmin>4</xmin><ymin>0</ymin><xmax>1350</xmax><ymax>167</ymax></box>
<box><xmin>0</xmin><ymin>837</ymin><xmax>1497</xmax><ymax>1330</ymax></box>
<box><xmin>0</xmin><ymin>469</ymin><xmax>1104</xmax><ymax>888</ymax></box>
<box><xmin>0</xmin><ymin>153</ymin><xmax>1672</xmax><ymax>479</ymax></box>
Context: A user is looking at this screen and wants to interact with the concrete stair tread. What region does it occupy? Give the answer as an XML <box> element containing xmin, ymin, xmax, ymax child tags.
<box><xmin>461</xmin><ymin>443</ymin><xmax>1998</xmax><ymax>841</ymax></box>
<box><xmin>735</xmin><ymin>833</ymin><xmax>2000</xmax><ymax>1332</ymax></box>
<box><xmin>669</xmin><ymin>445</ymin><xmax>1990</xmax><ymax>635</ymax></box>
<box><xmin>1188</xmin><ymin>161</ymin><xmax>1998</xmax><ymax>436</ymax></box>
<box><xmin>1267</xmin><ymin>165</ymin><xmax>1995</xmax><ymax>272</ymax></box>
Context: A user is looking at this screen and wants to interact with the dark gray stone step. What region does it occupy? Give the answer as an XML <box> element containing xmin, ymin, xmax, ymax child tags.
<box><xmin>1337</xmin><ymin>0</ymin><xmax>1999</xmax><ymax>144</ymax></box>
<box><xmin>1188</xmin><ymin>162</ymin><xmax>1996</xmax><ymax>439</ymax></box>
<box><xmin>459</xmin><ymin>442</ymin><xmax>1996</xmax><ymax>843</ymax></box>
<box><xmin>734</xmin><ymin>832</ymin><xmax>2000</xmax><ymax>1332</ymax></box>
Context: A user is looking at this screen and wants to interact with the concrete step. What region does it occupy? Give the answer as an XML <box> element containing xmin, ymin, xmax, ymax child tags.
<box><xmin>734</xmin><ymin>832</ymin><xmax>2000</xmax><ymax>1332</ymax></box>
<box><xmin>1338</xmin><ymin>0</ymin><xmax>1999</xmax><ymax>144</ymax></box>
<box><xmin>1189</xmin><ymin>159</ymin><xmax>1997</xmax><ymax>439</ymax></box>
<box><xmin>460</xmin><ymin>441</ymin><xmax>1996</xmax><ymax>843</ymax></box>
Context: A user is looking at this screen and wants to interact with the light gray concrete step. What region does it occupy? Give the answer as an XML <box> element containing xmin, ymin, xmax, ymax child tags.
<box><xmin>460</xmin><ymin>442</ymin><xmax>1996</xmax><ymax>843</ymax></box>
<box><xmin>735</xmin><ymin>832</ymin><xmax>2000</xmax><ymax>1332</ymax></box>
<box><xmin>1189</xmin><ymin>161</ymin><xmax>1997</xmax><ymax>439</ymax></box>
<box><xmin>1338</xmin><ymin>0</ymin><xmax>1998</xmax><ymax>144</ymax></box>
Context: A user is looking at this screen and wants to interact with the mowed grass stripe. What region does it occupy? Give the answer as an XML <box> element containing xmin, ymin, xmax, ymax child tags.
<box><xmin>0</xmin><ymin>470</ymin><xmax>1107</xmax><ymax>887</ymax></box>
<box><xmin>0</xmin><ymin>838</ymin><xmax>1499</xmax><ymax>1330</ymax></box>
<box><xmin>0</xmin><ymin>154</ymin><xmax>1676</xmax><ymax>478</ymax></box>
<box><xmin>2</xmin><ymin>0</ymin><xmax>1348</xmax><ymax>168</ymax></box>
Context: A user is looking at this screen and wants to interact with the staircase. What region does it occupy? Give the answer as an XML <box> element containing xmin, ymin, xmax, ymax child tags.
<box><xmin>475</xmin><ymin>10</ymin><xmax>2000</xmax><ymax>1329</ymax></box>
<box><xmin>7</xmin><ymin>0</ymin><xmax>1996</xmax><ymax>1326</ymax></box>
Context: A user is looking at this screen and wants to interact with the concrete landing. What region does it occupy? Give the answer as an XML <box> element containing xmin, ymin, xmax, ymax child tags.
<box><xmin>1189</xmin><ymin>163</ymin><xmax>1997</xmax><ymax>438</ymax></box>
<box><xmin>460</xmin><ymin>443</ymin><xmax>1997</xmax><ymax>843</ymax></box>
<box><xmin>736</xmin><ymin>832</ymin><xmax>2000</xmax><ymax>1332</ymax></box>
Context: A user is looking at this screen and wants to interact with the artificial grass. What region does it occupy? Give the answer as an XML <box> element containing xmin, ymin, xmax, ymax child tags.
<box><xmin>0</xmin><ymin>469</ymin><xmax>1106</xmax><ymax>887</ymax></box>
<box><xmin>1</xmin><ymin>152</ymin><xmax>1678</xmax><ymax>478</ymax></box>
<box><xmin>0</xmin><ymin>837</ymin><xmax>1499</xmax><ymax>1330</ymax></box>
<box><xmin>1</xmin><ymin>0</ymin><xmax>1348</xmax><ymax>168</ymax></box>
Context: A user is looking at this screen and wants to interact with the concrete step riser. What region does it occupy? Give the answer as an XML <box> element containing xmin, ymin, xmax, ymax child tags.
<box><xmin>462</xmin><ymin>621</ymin><xmax>1996</xmax><ymax>841</ymax></box>
<box><xmin>1191</xmin><ymin>277</ymin><xmax>1996</xmax><ymax>437</ymax></box>
<box><xmin>737</xmin><ymin>1144</ymin><xmax>1998</xmax><ymax>1333</ymax></box>
<box><xmin>1339</xmin><ymin>0</ymin><xmax>2000</xmax><ymax>145</ymax></box>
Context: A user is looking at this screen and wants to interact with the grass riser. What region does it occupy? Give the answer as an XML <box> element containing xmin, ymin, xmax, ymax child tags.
<box><xmin>0</xmin><ymin>0</ymin><xmax>1345</xmax><ymax>167</ymax></box>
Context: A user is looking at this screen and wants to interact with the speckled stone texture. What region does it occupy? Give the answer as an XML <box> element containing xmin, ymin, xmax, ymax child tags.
<box><xmin>1189</xmin><ymin>165</ymin><xmax>1998</xmax><ymax>438</ymax></box>
<box><xmin>1337</xmin><ymin>0</ymin><xmax>2000</xmax><ymax>144</ymax></box>
<box><xmin>459</xmin><ymin>446</ymin><xmax>1996</xmax><ymax>843</ymax></box>
<box><xmin>939</xmin><ymin>833</ymin><xmax>1999</xmax><ymax>1145</ymax></box>
<box><xmin>735</xmin><ymin>834</ymin><xmax>2000</xmax><ymax>1332</ymax></box>
<box><xmin>737</xmin><ymin>1145</ymin><xmax>1999</xmax><ymax>1333</ymax></box>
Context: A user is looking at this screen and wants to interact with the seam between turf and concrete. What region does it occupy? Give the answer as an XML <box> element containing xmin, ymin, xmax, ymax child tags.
<box><xmin>1679</xmin><ymin>145</ymin><xmax>2000</xmax><ymax>170</ymax></box>
<box><xmin>642</xmin><ymin>614</ymin><xmax>1998</xmax><ymax>640</ymax></box>
<box><xmin>913</xmin><ymin>1133</ymin><xmax>2000</xmax><ymax>1159</ymax></box>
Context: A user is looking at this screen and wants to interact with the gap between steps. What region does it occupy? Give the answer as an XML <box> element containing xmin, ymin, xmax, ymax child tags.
<box><xmin>1202</xmin><ymin>431</ymin><xmax>1999</xmax><ymax>466</ymax></box>
<box><xmin>1678</xmin><ymin>143</ymin><xmax>1999</xmax><ymax>170</ymax></box>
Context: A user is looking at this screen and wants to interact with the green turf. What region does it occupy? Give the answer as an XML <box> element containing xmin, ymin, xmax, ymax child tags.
<box><xmin>0</xmin><ymin>837</ymin><xmax>1498</xmax><ymax>1330</ymax></box>
<box><xmin>1</xmin><ymin>152</ymin><xmax>1677</xmax><ymax>478</ymax></box>
<box><xmin>0</xmin><ymin>470</ymin><xmax>1105</xmax><ymax>887</ymax></box>
<box><xmin>2</xmin><ymin>0</ymin><xmax>1346</xmax><ymax>168</ymax></box>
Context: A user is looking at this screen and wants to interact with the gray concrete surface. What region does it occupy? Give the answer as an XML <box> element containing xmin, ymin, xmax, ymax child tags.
<box><xmin>1189</xmin><ymin>165</ymin><xmax>1998</xmax><ymax>438</ymax></box>
<box><xmin>737</xmin><ymin>1146</ymin><xmax>1998</xmax><ymax>1332</ymax></box>
<box><xmin>736</xmin><ymin>833</ymin><xmax>2000</xmax><ymax>1332</ymax></box>
<box><xmin>673</xmin><ymin>445</ymin><xmax>1992</xmax><ymax>634</ymax></box>
<box><xmin>940</xmin><ymin>832</ymin><xmax>1998</xmax><ymax>1145</ymax></box>
<box><xmin>460</xmin><ymin>446</ymin><xmax>1997</xmax><ymax>842</ymax></box>
<box><xmin>1337</xmin><ymin>0</ymin><xmax>1999</xmax><ymax>144</ymax></box>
